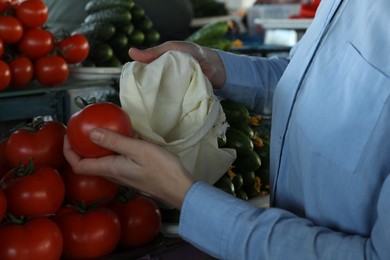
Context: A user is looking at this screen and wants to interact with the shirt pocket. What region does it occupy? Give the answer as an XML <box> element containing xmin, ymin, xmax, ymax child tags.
<box><xmin>292</xmin><ymin>41</ymin><xmax>390</xmax><ymax>173</ymax></box>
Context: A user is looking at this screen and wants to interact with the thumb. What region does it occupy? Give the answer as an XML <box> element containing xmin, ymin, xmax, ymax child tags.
<box><xmin>89</xmin><ymin>128</ymin><xmax>139</xmax><ymax>156</ymax></box>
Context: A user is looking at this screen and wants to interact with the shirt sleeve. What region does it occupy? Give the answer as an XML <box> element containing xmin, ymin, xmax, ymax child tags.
<box><xmin>178</xmin><ymin>180</ymin><xmax>390</xmax><ymax>260</ymax></box>
<box><xmin>213</xmin><ymin>50</ymin><xmax>290</xmax><ymax>115</ymax></box>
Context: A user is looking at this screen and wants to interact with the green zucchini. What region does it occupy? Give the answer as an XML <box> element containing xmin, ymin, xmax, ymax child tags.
<box><xmin>72</xmin><ymin>21</ymin><xmax>116</xmax><ymax>41</ymax></box>
<box><xmin>85</xmin><ymin>7</ymin><xmax>132</xmax><ymax>26</ymax></box>
<box><xmin>85</xmin><ymin>0</ymin><xmax>135</xmax><ymax>14</ymax></box>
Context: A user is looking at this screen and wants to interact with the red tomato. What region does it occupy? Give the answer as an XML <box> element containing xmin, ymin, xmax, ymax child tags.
<box><xmin>67</xmin><ymin>102</ymin><xmax>133</xmax><ymax>158</ymax></box>
<box><xmin>0</xmin><ymin>217</ymin><xmax>63</xmax><ymax>260</ymax></box>
<box><xmin>14</xmin><ymin>0</ymin><xmax>48</xmax><ymax>28</ymax></box>
<box><xmin>0</xmin><ymin>189</ymin><xmax>6</xmax><ymax>223</ymax></box>
<box><xmin>0</xmin><ymin>60</ymin><xmax>11</xmax><ymax>91</ymax></box>
<box><xmin>1</xmin><ymin>165</ymin><xmax>65</xmax><ymax>217</ymax></box>
<box><xmin>0</xmin><ymin>0</ymin><xmax>11</xmax><ymax>13</ymax></box>
<box><xmin>0</xmin><ymin>15</ymin><xmax>23</xmax><ymax>44</ymax></box>
<box><xmin>5</xmin><ymin>119</ymin><xmax>67</xmax><ymax>169</ymax></box>
<box><xmin>61</xmin><ymin>164</ymin><xmax>120</xmax><ymax>207</ymax></box>
<box><xmin>0</xmin><ymin>38</ymin><xmax>4</xmax><ymax>58</ymax></box>
<box><xmin>9</xmin><ymin>56</ymin><xmax>34</xmax><ymax>87</ymax></box>
<box><xmin>109</xmin><ymin>193</ymin><xmax>162</xmax><ymax>247</ymax></box>
<box><xmin>55</xmin><ymin>205</ymin><xmax>121</xmax><ymax>259</ymax></box>
<box><xmin>0</xmin><ymin>0</ymin><xmax>20</xmax><ymax>13</ymax></box>
<box><xmin>58</xmin><ymin>34</ymin><xmax>90</xmax><ymax>64</ymax></box>
<box><xmin>34</xmin><ymin>55</ymin><xmax>69</xmax><ymax>86</ymax></box>
<box><xmin>18</xmin><ymin>28</ymin><xmax>54</xmax><ymax>59</ymax></box>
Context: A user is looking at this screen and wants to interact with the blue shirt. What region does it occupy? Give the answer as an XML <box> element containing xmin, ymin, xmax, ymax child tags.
<box><xmin>179</xmin><ymin>0</ymin><xmax>390</xmax><ymax>259</ymax></box>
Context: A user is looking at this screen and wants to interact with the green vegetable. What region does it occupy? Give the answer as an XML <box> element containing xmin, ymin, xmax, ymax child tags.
<box><xmin>130</xmin><ymin>4</ymin><xmax>145</xmax><ymax>21</ymax></box>
<box><xmin>85</xmin><ymin>7</ymin><xmax>132</xmax><ymax>25</ymax></box>
<box><xmin>99</xmin><ymin>56</ymin><xmax>122</xmax><ymax>67</ymax></box>
<box><xmin>85</xmin><ymin>0</ymin><xmax>135</xmax><ymax>14</ymax></box>
<box><xmin>128</xmin><ymin>29</ymin><xmax>145</xmax><ymax>45</ymax></box>
<box><xmin>134</xmin><ymin>16</ymin><xmax>154</xmax><ymax>31</ymax></box>
<box><xmin>144</xmin><ymin>29</ymin><xmax>160</xmax><ymax>45</ymax></box>
<box><xmin>231</xmin><ymin>123</ymin><xmax>254</xmax><ymax>139</ymax></box>
<box><xmin>186</xmin><ymin>21</ymin><xmax>229</xmax><ymax>44</ymax></box>
<box><xmin>87</xmin><ymin>40</ymin><xmax>114</xmax><ymax>64</ymax></box>
<box><xmin>225</xmin><ymin>128</ymin><xmax>254</xmax><ymax>156</ymax></box>
<box><xmin>72</xmin><ymin>21</ymin><xmax>116</xmax><ymax>41</ymax></box>
<box><xmin>214</xmin><ymin>175</ymin><xmax>235</xmax><ymax>196</ymax></box>
<box><xmin>234</xmin><ymin>149</ymin><xmax>262</xmax><ymax>173</ymax></box>
<box><xmin>109</xmin><ymin>32</ymin><xmax>129</xmax><ymax>50</ymax></box>
<box><xmin>120</xmin><ymin>23</ymin><xmax>134</xmax><ymax>36</ymax></box>
<box><xmin>221</xmin><ymin>99</ymin><xmax>250</xmax><ymax>125</ymax></box>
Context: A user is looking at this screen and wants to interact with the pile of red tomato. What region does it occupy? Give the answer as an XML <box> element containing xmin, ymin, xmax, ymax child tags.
<box><xmin>0</xmin><ymin>0</ymin><xmax>90</xmax><ymax>91</ymax></box>
<box><xmin>0</xmin><ymin>102</ymin><xmax>162</xmax><ymax>259</ymax></box>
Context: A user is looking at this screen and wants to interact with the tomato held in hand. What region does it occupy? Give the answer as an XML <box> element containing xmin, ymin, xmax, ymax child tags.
<box><xmin>58</xmin><ymin>34</ymin><xmax>90</xmax><ymax>64</ymax></box>
<box><xmin>0</xmin><ymin>189</ymin><xmax>6</xmax><ymax>223</ymax></box>
<box><xmin>18</xmin><ymin>28</ymin><xmax>54</xmax><ymax>59</ymax></box>
<box><xmin>0</xmin><ymin>16</ymin><xmax>23</xmax><ymax>44</ymax></box>
<box><xmin>5</xmin><ymin>119</ymin><xmax>67</xmax><ymax>169</ymax></box>
<box><xmin>0</xmin><ymin>217</ymin><xmax>63</xmax><ymax>260</ymax></box>
<box><xmin>34</xmin><ymin>55</ymin><xmax>69</xmax><ymax>86</ymax></box>
<box><xmin>109</xmin><ymin>191</ymin><xmax>162</xmax><ymax>247</ymax></box>
<box><xmin>9</xmin><ymin>56</ymin><xmax>34</xmax><ymax>87</ymax></box>
<box><xmin>1</xmin><ymin>165</ymin><xmax>65</xmax><ymax>217</ymax></box>
<box><xmin>67</xmin><ymin>102</ymin><xmax>133</xmax><ymax>158</ymax></box>
<box><xmin>61</xmin><ymin>164</ymin><xmax>120</xmax><ymax>207</ymax></box>
<box><xmin>0</xmin><ymin>60</ymin><xmax>11</xmax><ymax>91</ymax></box>
<box><xmin>14</xmin><ymin>0</ymin><xmax>48</xmax><ymax>28</ymax></box>
<box><xmin>55</xmin><ymin>205</ymin><xmax>121</xmax><ymax>259</ymax></box>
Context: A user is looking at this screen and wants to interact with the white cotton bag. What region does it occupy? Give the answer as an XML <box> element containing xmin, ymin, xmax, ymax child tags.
<box><xmin>119</xmin><ymin>50</ymin><xmax>236</xmax><ymax>184</ymax></box>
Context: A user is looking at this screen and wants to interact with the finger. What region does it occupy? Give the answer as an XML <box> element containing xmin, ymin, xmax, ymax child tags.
<box><xmin>63</xmin><ymin>135</ymin><xmax>83</xmax><ymax>165</ymax></box>
<box><xmin>89</xmin><ymin>128</ymin><xmax>145</xmax><ymax>158</ymax></box>
<box><xmin>128</xmin><ymin>41</ymin><xmax>198</xmax><ymax>63</ymax></box>
<box><xmin>128</xmin><ymin>47</ymin><xmax>158</xmax><ymax>63</ymax></box>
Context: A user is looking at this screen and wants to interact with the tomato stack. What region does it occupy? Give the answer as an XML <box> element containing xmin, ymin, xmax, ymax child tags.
<box><xmin>0</xmin><ymin>102</ymin><xmax>162</xmax><ymax>259</ymax></box>
<box><xmin>0</xmin><ymin>0</ymin><xmax>90</xmax><ymax>92</ymax></box>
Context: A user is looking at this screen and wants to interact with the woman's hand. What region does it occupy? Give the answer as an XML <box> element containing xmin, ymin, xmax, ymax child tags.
<box><xmin>63</xmin><ymin>128</ymin><xmax>195</xmax><ymax>209</ymax></box>
<box><xmin>128</xmin><ymin>41</ymin><xmax>227</xmax><ymax>89</ymax></box>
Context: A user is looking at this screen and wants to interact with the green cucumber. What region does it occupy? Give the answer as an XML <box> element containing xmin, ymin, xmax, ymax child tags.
<box><xmin>214</xmin><ymin>175</ymin><xmax>235</xmax><ymax>196</ymax></box>
<box><xmin>234</xmin><ymin>149</ymin><xmax>262</xmax><ymax>173</ymax></box>
<box><xmin>72</xmin><ymin>21</ymin><xmax>116</xmax><ymax>41</ymax></box>
<box><xmin>186</xmin><ymin>21</ymin><xmax>229</xmax><ymax>43</ymax></box>
<box><xmin>85</xmin><ymin>0</ymin><xmax>134</xmax><ymax>14</ymax></box>
<box><xmin>85</xmin><ymin>7</ymin><xmax>132</xmax><ymax>26</ymax></box>
<box><xmin>232</xmin><ymin>123</ymin><xmax>254</xmax><ymax>139</ymax></box>
<box><xmin>109</xmin><ymin>32</ymin><xmax>129</xmax><ymax>50</ymax></box>
<box><xmin>144</xmin><ymin>29</ymin><xmax>160</xmax><ymax>45</ymax></box>
<box><xmin>225</xmin><ymin>128</ymin><xmax>254</xmax><ymax>156</ymax></box>
<box><xmin>221</xmin><ymin>99</ymin><xmax>250</xmax><ymax>125</ymax></box>
<box><xmin>130</xmin><ymin>4</ymin><xmax>145</xmax><ymax>21</ymax></box>
<box><xmin>87</xmin><ymin>40</ymin><xmax>114</xmax><ymax>64</ymax></box>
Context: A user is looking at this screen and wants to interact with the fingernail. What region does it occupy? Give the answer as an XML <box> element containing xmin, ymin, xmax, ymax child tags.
<box><xmin>90</xmin><ymin>129</ymin><xmax>104</xmax><ymax>142</ymax></box>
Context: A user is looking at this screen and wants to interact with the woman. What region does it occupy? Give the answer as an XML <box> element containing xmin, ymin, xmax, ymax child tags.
<box><xmin>64</xmin><ymin>0</ymin><xmax>390</xmax><ymax>258</ymax></box>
